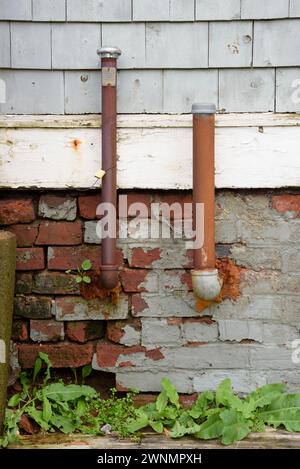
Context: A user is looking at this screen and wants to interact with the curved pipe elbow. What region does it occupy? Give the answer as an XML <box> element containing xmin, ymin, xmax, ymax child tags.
<box><xmin>191</xmin><ymin>269</ymin><xmax>222</xmax><ymax>301</ymax></box>
<box><xmin>100</xmin><ymin>266</ymin><xmax>119</xmax><ymax>290</ymax></box>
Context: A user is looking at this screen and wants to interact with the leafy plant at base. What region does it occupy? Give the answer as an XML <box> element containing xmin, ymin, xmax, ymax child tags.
<box><xmin>65</xmin><ymin>259</ymin><xmax>92</xmax><ymax>284</ymax></box>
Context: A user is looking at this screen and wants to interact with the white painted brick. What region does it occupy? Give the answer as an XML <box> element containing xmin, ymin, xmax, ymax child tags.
<box><xmin>169</xmin><ymin>0</ymin><xmax>194</xmax><ymax>21</ymax></box>
<box><xmin>33</xmin><ymin>0</ymin><xmax>66</xmax><ymax>21</ymax></box>
<box><xmin>116</xmin><ymin>370</ymin><xmax>194</xmax><ymax>393</ymax></box>
<box><xmin>141</xmin><ymin>318</ymin><xmax>182</xmax><ymax>347</ymax></box>
<box><xmin>84</xmin><ymin>221</ymin><xmax>100</xmax><ymax>244</ymax></box>
<box><xmin>266</xmin><ymin>371</ymin><xmax>300</xmax><ymax>393</ymax></box>
<box><xmin>118</xmin><ymin>71</ymin><xmax>163</xmax><ymax>113</ymax></box>
<box><xmin>276</xmin><ymin>68</ymin><xmax>300</xmax><ymax>112</ymax></box>
<box><xmin>250</xmin><ymin>345</ymin><xmax>298</xmax><ymax>370</ymax></box>
<box><xmin>163</xmin><ymin>70</ymin><xmax>217</xmax><ymax>113</ymax></box>
<box><xmin>209</xmin><ymin>21</ymin><xmax>252</xmax><ymax>67</ymax></box>
<box><xmin>52</xmin><ymin>23</ymin><xmax>101</xmax><ymax>69</ymax></box>
<box><xmin>11</xmin><ymin>23</ymin><xmax>51</xmax><ymax>69</ymax></box>
<box><xmin>0</xmin><ymin>70</ymin><xmax>64</xmax><ymax>114</ymax></box>
<box><xmin>55</xmin><ymin>296</ymin><xmax>129</xmax><ymax>321</ymax></box>
<box><xmin>182</xmin><ymin>321</ymin><xmax>219</xmax><ymax>342</ymax></box>
<box><xmin>67</xmin><ymin>0</ymin><xmax>131</xmax><ymax>21</ymax></box>
<box><xmin>0</xmin><ymin>22</ymin><xmax>10</xmax><ymax>67</ymax></box>
<box><xmin>253</xmin><ymin>20</ymin><xmax>300</xmax><ymax>66</ymax></box>
<box><xmin>241</xmin><ymin>0</ymin><xmax>289</xmax><ymax>19</ymax></box>
<box><xmin>159</xmin><ymin>270</ymin><xmax>190</xmax><ymax>292</ymax></box>
<box><xmin>146</xmin><ymin>22</ymin><xmax>208</xmax><ymax>68</ymax></box>
<box><xmin>102</xmin><ymin>23</ymin><xmax>145</xmax><ymax>69</ymax></box>
<box><xmin>65</xmin><ymin>71</ymin><xmax>101</xmax><ymax>114</ymax></box>
<box><xmin>132</xmin><ymin>292</ymin><xmax>198</xmax><ymax>318</ymax></box>
<box><xmin>290</xmin><ymin>0</ymin><xmax>300</xmax><ymax>16</ymax></box>
<box><xmin>196</xmin><ymin>0</ymin><xmax>240</xmax><ymax>20</ymax></box>
<box><xmin>219</xmin><ymin>69</ymin><xmax>275</xmax><ymax>112</ymax></box>
<box><xmin>133</xmin><ymin>0</ymin><xmax>169</xmax><ymax>21</ymax></box>
<box><xmin>0</xmin><ymin>0</ymin><xmax>32</xmax><ymax>20</ymax></box>
<box><xmin>193</xmin><ymin>370</ymin><xmax>267</xmax><ymax>394</ymax></box>
<box><xmin>219</xmin><ymin>319</ymin><xmax>263</xmax><ymax>342</ymax></box>
<box><xmin>231</xmin><ymin>245</ymin><xmax>282</xmax><ymax>271</ymax></box>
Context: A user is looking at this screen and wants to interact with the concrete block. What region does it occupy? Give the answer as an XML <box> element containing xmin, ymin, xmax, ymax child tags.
<box><xmin>11</xmin><ymin>23</ymin><xmax>51</xmax><ymax>69</ymax></box>
<box><xmin>209</xmin><ymin>21</ymin><xmax>253</xmax><ymax>67</ymax></box>
<box><xmin>219</xmin><ymin>69</ymin><xmax>275</xmax><ymax>112</ymax></box>
<box><xmin>118</xmin><ymin>71</ymin><xmax>163</xmax><ymax>113</ymax></box>
<box><xmin>241</xmin><ymin>0</ymin><xmax>289</xmax><ymax>19</ymax></box>
<box><xmin>0</xmin><ymin>0</ymin><xmax>32</xmax><ymax>20</ymax></box>
<box><xmin>67</xmin><ymin>0</ymin><xmax>131</xmax><ymax>21</ymax></box>
<box><xmin>102</xmin><ymin>23</ymin><xmax>145</xmax><ymax>69</ymax></box>
<box><xmin>0</xmin><ymin>22</ymin><xmax>10</xmax><ymax>67</ymax></box>
<box><xmin>33</xmin><ymin>0</ymin><xmax>66</xmax><ymax>21</ymax></box>
<box><xmin>253</xmin><ymin>19</ymin><xmax>300</xmax><ymax>66</ymax></box>
<box><xmin>52</xmin><ymin>23</ymin><xmax>101</xmax><ymax>69</ymax></box>
<box><xmin>141</xmin><ymin>318</ymin><xmax>182</xmax><ymax>347</ymax></box>
<box><xmin>196</xmin><ymin>0</ymin><xmax>240</xmax><ymax>20</ymax></box>
<box><xmin>0</xmin><ymin>70</ymin><xmax>64</xmax><ymax>114</ymax></box>
<box><xmin>193</xmin><ymin>370</ymin><xmax>267</xmax><ymax>394</ymax></box>
<box><xmin>146</xmin><ymin>22</ymin><xmax>208</xmax><ymax>68</ymax></box>
<box><xmin>65</xmin><ymin>71</ymin><xmax>101</xmax><ymax>114</ymax></box>
<box><xmin>163</xmin><ymin>70</ymin><xmax>217</xmax><ymax>113</ymax></box>
<box><xmin>276</xmin><ymin>68</ymin><xmax>300</xmax><ymax>112</ymax></box>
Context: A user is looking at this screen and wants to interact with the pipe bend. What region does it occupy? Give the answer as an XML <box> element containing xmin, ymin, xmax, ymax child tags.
<box><xmin>191</xmin><ymin>268</ymin><xmax>222</xmax><ymax>301</ymax></box>
<box><xmin>100</xmin><ymin>265</ymin><xmax>119</xmax><ymax>290</ymax></box>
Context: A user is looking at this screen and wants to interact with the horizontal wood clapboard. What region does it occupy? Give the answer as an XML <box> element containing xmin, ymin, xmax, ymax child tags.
<box><xmin>0</xmin><ymin>113</ymin><xmax>299</xmax><ymax>189</ymax></box>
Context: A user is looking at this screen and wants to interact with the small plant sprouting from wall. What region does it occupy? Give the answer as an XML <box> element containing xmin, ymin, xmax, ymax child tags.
<box><xmin>66</xmin><ymin>259</ymin><xmax>92</xmax><ymax>285</ymax></box>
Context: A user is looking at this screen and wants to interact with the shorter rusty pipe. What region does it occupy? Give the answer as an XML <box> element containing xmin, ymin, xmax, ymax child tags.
<box><xmin>191</xmin><ymin>103</ymin><xmax>222</xmax><ymax>301</ymax></box>
<box><xmin>97</xmin><ymin>46</ymin><xmax>121</xmax><ymax>290</ymax></box>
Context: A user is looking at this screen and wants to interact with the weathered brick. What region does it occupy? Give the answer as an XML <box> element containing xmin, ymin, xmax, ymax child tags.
<box><xmin>116</xmin><ymin>370</ymin><xmax>194</xmax><ymax>393</ymax></box>
<box><xmin>47</xmin><ymin>245</ymin><xmax>120</xmax><ymax>270</ymax></box>
<box><xmin>66</xmin><ymin>321</ymin><xmax>105</xmax><ymax>343</ymax></box>
<box><xmin>54</xmin><ymin>295</ymin><xmax>129</xmax><ymax>321</ymax></box>
<box><xmin>119</xmin><ymin>192</ymin><xmax>152</xmax><ymax>218</ymax></box>
<box><xmin>33</xmin><ymin>272</ymin><xmax>80</xmax><ymax>295</ymax></box>
<box><xmin>182</xmin><ymin>319</ymin><xmax>219</xmax><ymax>343</ymax></box>
<box><xmin>141</xmin><ymin>318</ymin><xmax>182</xmax><ymax>347</ymax></box>
<box><xmin>231</xmin><ymin>245</ymin><xmax>282</xmax><ymax>270</ymax></box>
<box><xmin>129</xmin><ymin>243</ymin><xmax>193</xmax><ymax>269</ymax></box>
<box><xmin>240</xmin><ymin>270</ymin><xmax>300</xmax><ymax>295</ymax></box>
<box><xmin>94</xmin><ymin>341</ymin><xmax>145</xmax><ymax>368</ymax></box>
<box><xmin>107</xmin><ymin>318</ymin><xmax>141</xmax><ymax>346</ymax></box>
<box><xmin>120</xmin><ymin>268</ymin><xmax>158</xmax><ymax>292</ymax></box>
<box><xmin>7</xmin><ymin>223</ymin><xmax>38</xmax><ymax>247</ymax></box>
<box><xmin>83</xmin><ymin>221</ymin><xmax>101</xmax><ymax>244</ymax></box>
<box><xmin>78</xmin><ymin>194</ymin><xmax>102</xmax><ymax>219</ymax></box>
<box><xmin>0</xmin><ymin>197</ymin><xmax>35</xmax><ymax>225</ymax></box>
<box><xmin>30</xmin><ymin>319</ymin><xmax>64</xmax><ymax>342</ymax></box>
<box><xmin>38</xmin><ymin>194</ymin><xmax>77</xmax><ymax>220</ymax></box>
<box><xmin>16</xmin><ymin>248</ymin><xmax>45</xmax><ymax>271</ymax></box>
<box><xmin>132</xmin><ymin>292</ymin><xmax>197</xmax><ymax>318</ymax></box>
<box><xmin>12</xmin><ymin>319</ymin><xmax>29</xmax><ymax>342</ymax></box>
<box><xmin>130</xmin><ymin>247</ymin><xmax>161</xmax><ymax>268</ymax></box>
<box><xmin>36</xmin><ymin>221</ymin><xmax>82</xmax><ymax>246</ymax></box>
<box><xmin>18</xmin><ymin>342</ymin><xmax>94</xmax><ymax>368</ymax></box>
<box><xmin>160</xmin><ymin>270</ymin><xmax>192</xmax><ymax>292</ymax></box>
<box><xmin>15</xmin><ymin>273</ymin><xmax>33</xmax><ymax>294</ymax></box>
<box><xmin>14</xmin><ymin>296</ymin><xmax>52</xmax><ymax>319</ymax></box>
<box><xmin>193</xmin><ymin>370</ymin><xmax>267</xmax><ymax>394</ymax></box>
<box><xmin>272</xmin><ymin>194</ymin><xmax>300</xmax><ymax>213</ymax></box>
<box><xmin>249</xmin><ymin>345</ymin><xmax>298</xmax><ymax>370</ymax></box>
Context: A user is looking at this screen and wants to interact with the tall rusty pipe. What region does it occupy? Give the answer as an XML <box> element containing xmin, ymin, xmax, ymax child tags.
<box><xmin>191</xmin><ymin>103</ymin><xmax>222</xmax><ymax>301</ymax></box>
<box><xmin>97</xmin><ymin>47</ymin><xmax>121</xmax><ymax>290</ymax></box>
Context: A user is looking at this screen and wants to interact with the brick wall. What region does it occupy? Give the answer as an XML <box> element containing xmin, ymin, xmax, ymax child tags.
<box><xmin>1</xmin><ymin>189</ymin><xmax>299</xmax><ymax>393</ymax></box>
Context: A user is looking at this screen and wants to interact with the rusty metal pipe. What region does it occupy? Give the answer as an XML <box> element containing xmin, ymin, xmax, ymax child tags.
<box><xmin>191</xmin><ymin>103</ymin><xmax>222</xmax><ymax>301</ymax></box>
<box><xmin>97</xmin><ymin>47</ymin><xmax>121</xmax><ymax>290</ymax></box>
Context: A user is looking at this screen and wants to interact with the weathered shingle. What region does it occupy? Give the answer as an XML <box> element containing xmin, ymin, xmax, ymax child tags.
<box><xmin>209</xmin><ymin>21</ymin><xmax>252</xmax><ymax>67</ymax></box>
<box><xmin>52</xmin><ymin>23</ymin><xmax>101</xmax><ymax>69</ymax></box>
<box><xmin>290</xmin><ymin>0</ymin><xmax>300</xmax><ymax>17</ymax></box>
<box><xmin>0</xmin><ymin>70</ymin><xmax>64</xmax><ymax>114</ymax></box>
<box><xmin>65</xmin><ymin>71</ymin><xmax>101</xmax><ymax>114</ymax></box>
<box><xmin>0</xmin><ymin>0</ymin><xmax>32</xmax><ymax>20</ymax></box>
<box><xmin>118</xmin><ymin>70</ymin><xmax>163</xmax><ymax>113</ymax></box>
<box><xmin>196</xmin><ymin>0</ymin><xmax>240</xmax><ymax>20</ymax></box>
<box><xmin>219</xmin><ymin>69</ymin><xmax>275</xmax><ymax>112</ymax></box>
<box><xmin>11</xmin><ymin>23</ymin><xmax>51</xmax><ymax>69</ymax></box>
<box><xmin>133</xmin><ymin>0</ymin><xmax>169</xmax><ymax>21</ymax></box>
<box><xmin>67</xmin><ymin>0</ymin><xmax>131</xmax><ymax>22</ymax></box>
<box><xmin>169</xmin><ymin>0</ymin><xmax>194</xmax><ymax>21</ymax></box>
<box><xmin>0</xmin><ymin>22</ymin><xmax>10</xmax><ymax>67</ymax></box>
<box><xmin>241</xmin><ymin>0</ymin><xmax>289</xmax><ymax>19</ymax></box>
<box><xmin>163</xmin><ymin>70</ymin><xmax>218</xmax><ymax>113</ymax></box>
<box><xmin>102</xmin><ymin>23</ymin><xmax>146</xmax><ymax>69</ymax></box>
<box><xmin>32</xmin><ymin>0</ymin><xmax>66</xmax><ymax>21</ymax></box>
<box><xmin>276</xmin><ymin>68</ymin><xmax>300</xmax><ymax>112</ymax></box>
<box><xmin>253</xmin><ymin>20</ymin><xmax>300</xmax><ymax>66</ymax></box>
<box><xmin>146</xmin><ymin>22</ymin><xmax>208</xmax><ymax>68</ymax></box>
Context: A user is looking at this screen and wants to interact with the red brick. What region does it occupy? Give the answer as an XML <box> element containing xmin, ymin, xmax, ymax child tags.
<box><xmin>12</xmin><ymin>319</ymin><xmax>29</xmax><ymax>341</ymax></box>
<box><xmin>38</xmin><ymin>194</ymin><xmax>76</xmax><ymax>220</ymax></box>
<box><xmin>36</xmin><ymin>221</ymin><xmax>82</xmax><ymax>245</ymax></box>
<box><xmin>33</xmin><ymin>272</ymin><xmax>80</xmax><ymax>294</ymax></box>
<box><xmin>16</xmin><ymin>248</ymin><xmax>45</xmax><ymax>270</ymax></box>
<box><xmin>0</xmin><ymin>197</ymin><xmax>35</xmax><ymax>225</ymax></box>
<box><xmin>15</xmin><ymin>273</ymin><xmax>33</xmax><ymax>294</ymax></box>
<box><xmin>131</xmin><ymin>294</ymin><xmax>149</xmax><ymax>316</ymax></box>
<box><xmin>120</xmin><ymin>268</ymin><xmax>149</xmax><ymax>292</ymax></box>
<box><xmin>119</xmin><ymin>192</ymin><xmax>152</xmax><ymax>218</ymax></box>
<box><xmin>8</xmin><ymin>223</ymin><xmax>39</xmax><ymax>247</ymax></box>
<box><xmin>272</xmin><ymin>194</ymin><xmax>300</xmax><ymax>213</ymax></box>
<box><xmin>66</xmin><ymin>321</ymin><xmax>104</xmax><ymax>343</ymax></box>
<box><xmin>78</xmin><ymin>194</ymin><xmax>102</xmax><ymax>219</ymax></box>
<box><xmin>153</xmin><ymin>192</ymin><xmax>192</xmax><ymax>219</ymax></box>
<box><xmin>47</xmin><ymin>245</ymin><xmax>123</xmax><ymax>270</ymax></box>
<box><xmin>18</xmin><ymin>342</ymin><xmax>94</xmax><ymax>368</ymax></box>
<box><xmin>96</xmin><ymin>341</ymin><xmax>144</xmax><ymax>368</ymax></box>
<box><xmin>107</xmin><ymin>318</ymin><xmax>141</xmax><ymax>344</ymax></box>
<box><xmin>30</xmin><ymin>319</ymin><xmax>64</xmax><ymax>342</ymax></box>
<box><xmin>130</xmin><ymin>247</ymin><xmax>161</xmax><ymax>267</ymax></box>
<box><xmin>14</xmin><ymin>296</ymin><xmax>52</xmax><ymax>319</ymax></box>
